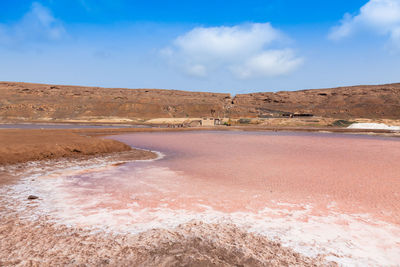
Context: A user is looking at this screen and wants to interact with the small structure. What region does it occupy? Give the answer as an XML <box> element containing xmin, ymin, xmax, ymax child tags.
<box><xmin>199</xmin><ymin>117</ymin><xmax>228</xmax><ymax>126</ymax></box>
<box><xmin>201</xmin><ymin>117</ymin><xmax>216</xmax><ymax>126</ymax></box>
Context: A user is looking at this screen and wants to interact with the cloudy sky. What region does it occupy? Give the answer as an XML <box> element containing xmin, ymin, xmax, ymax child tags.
<box><xmin>1</xmin><ymin>0</ymin><xmax>400</xmax><ymax>93</ymax></box>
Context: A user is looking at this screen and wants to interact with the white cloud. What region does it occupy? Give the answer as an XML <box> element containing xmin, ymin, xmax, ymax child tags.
<box><xmin>0</xmin><ymin>2</ymin><xmax>66</xmax><ymax>46</ymax></box>
<box><xmin>162</xmin><ymin>23</ymin><xmax>303</xmax><ymax>79</ymax></box>
<box><xmin>231</xmin><ymin>49</ymin><xmax>303</xmax><ymax>79</ymax></box>
<box><xmin>329</xmin><ymin>0</ymin><xmax>400</xmax><ymax>48</ymax></box>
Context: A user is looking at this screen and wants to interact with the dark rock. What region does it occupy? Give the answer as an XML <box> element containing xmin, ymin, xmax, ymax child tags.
<box><xmin>27</xmin><ymin>195</ymin><xmax>39</xmax><ymax>200</ymax></box>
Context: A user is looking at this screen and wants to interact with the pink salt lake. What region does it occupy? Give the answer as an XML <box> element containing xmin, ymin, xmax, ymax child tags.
<box><xmin>17</xmin><ymin>131</ymin><xmax>400</xmax><ymax>265</ymax></box>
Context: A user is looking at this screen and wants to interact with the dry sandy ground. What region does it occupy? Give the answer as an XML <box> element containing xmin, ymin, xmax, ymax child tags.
<box><xmin>0</xmin><ymin>129</ymin><xmax>156</xmax><ymax>166</ymax></box>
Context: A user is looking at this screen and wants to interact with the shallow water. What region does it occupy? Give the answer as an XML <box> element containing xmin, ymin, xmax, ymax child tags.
<box><xmin>3</xmin><ymin>131</ymin><xmax>400</xmax><ymax>265</ymax></box>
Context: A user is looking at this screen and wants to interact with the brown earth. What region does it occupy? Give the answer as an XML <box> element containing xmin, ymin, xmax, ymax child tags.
<box><xmin>230</xmin><ymin>83</ymin><xmax>400</xmax><ymax>119</ymax></box>
<box><xmin>1</xmin><ymin>81</ymin><xmax>400</xmax><ymax>122</ymax></box>
<box><xmin>0</xmin><ymin>82</ymin><xmax>231</xmax><ymax>122</ymax></box>
<box><xmin>0</xmin><ymin>129</ymin><xmax>156</xmax><ymax>166</ymax></box>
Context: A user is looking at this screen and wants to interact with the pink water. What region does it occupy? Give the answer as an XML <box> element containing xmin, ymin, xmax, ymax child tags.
<box><xmin>7</xmin><ymin>131</ymin><xmax>400</xmax><ymax>264</ymax></box>
<box><xmin>113</xmin><ymin>131</ymin><xmax>400</xmax><ymax>220</ymax></box>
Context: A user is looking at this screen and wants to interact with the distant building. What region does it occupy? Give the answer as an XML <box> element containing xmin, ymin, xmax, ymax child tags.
<box><xmin>201</xmin><ymin>117</ymin><xmax>215</xmax><ymax>126</ymax></box>
<box><xmin>201</xmin><ymin>117</ymin><xmax>223</xmax><ymax>126</ymax></box>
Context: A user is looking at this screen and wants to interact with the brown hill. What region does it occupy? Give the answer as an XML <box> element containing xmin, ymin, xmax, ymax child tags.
<box><xmin>0</xmin><ymin>81</ymin><xmax>399</xmax><ymax>122</ymax></box>
<box><xmin>230</xmin><ymin>83</ymin><xmax>400</xmax><ymax>119</ymax></box>
<box><xmin>0</xmin><ymin>82</ymin><xmax>231</xmax><ymax>122</ymax></box>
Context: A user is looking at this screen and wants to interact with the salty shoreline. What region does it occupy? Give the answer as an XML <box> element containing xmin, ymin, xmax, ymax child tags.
<box><xmin>0</xmin><ymin>152</ymin><xmax>334</xmax><ymax>266</ymax></box>
<box><xmin>0</xmin><ymin>213</ymin><xmax>332</xmax><ymax>266</ymax></box>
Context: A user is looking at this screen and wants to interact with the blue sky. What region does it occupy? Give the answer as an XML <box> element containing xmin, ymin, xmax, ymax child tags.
<box><xmin>0</xmin><ymin>0</ymin><xmax>399</xmax><ymax>93</ymax></box>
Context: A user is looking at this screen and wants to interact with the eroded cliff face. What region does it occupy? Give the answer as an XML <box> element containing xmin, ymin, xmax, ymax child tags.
<box><xmin>1</xmin><ymin>81</ymin><xmax>399</xmax><ymax>121</ymax></box>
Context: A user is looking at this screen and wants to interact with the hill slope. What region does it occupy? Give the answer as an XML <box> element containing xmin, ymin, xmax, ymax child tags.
<box><xmin>1</xmin><ymin>82</ymin><xmax>399</xmax><ymax>122</ymax></box>
<box><xmin>231</xmin><ymin>83</ymin><xmax>400</xmax><ymax>119</ymax></box>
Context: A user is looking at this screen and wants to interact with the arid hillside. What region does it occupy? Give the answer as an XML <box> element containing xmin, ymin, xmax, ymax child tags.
<box><xmin>0</xmin><ymin>82</ymin><xmax>231</xmax><ymax>122</ymax></box>
<box><xmin>0</xmin><ymin>81</ymin><xmax>399</xmax><ymax>122</ymax></box>
<box><xmin>230</xmin><ymin>83</ymin><xmax>400</xmax><ymax>119</ymax></box>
